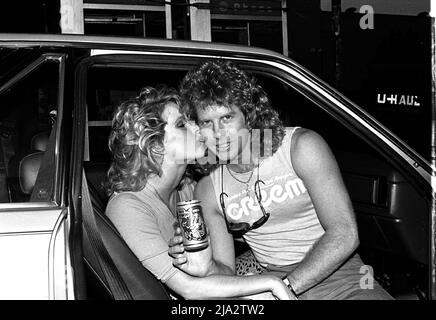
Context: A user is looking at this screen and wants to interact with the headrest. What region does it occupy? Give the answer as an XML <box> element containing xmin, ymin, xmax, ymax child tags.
<box><xmin>19</xmin><ymin>152</ymin><xmax>44</xmax><ymax>195</ymax></box>
<box><xmin>30</xmin><ymin>131</ymin><xmax>49</xmax><ymax>152</ymax></box>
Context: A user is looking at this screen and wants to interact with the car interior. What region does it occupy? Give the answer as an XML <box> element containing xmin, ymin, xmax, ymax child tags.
<box><xmin>0</xmin><ymin>59</ymin><xmax>57</xmax><ymax>204</ymax></box>
<box><xmin>0</xmin><ymin>51</ymin><xmax>430</xmax><ymax>300</ymax></box>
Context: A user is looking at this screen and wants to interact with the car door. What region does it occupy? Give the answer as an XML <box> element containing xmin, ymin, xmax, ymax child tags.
<box><xmin>0</xmin><ymin>49</ymin><xmax>74</xmax><ymax>299</ymax></box>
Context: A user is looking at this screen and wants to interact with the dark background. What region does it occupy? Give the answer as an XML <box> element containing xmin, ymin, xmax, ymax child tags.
<box><xmin>0</xmin><ymin>0</ymin><xmax>432</xmax><ymax>160</ymax></box>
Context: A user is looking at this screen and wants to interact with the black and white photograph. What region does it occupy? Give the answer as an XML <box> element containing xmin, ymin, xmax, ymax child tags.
<box><xmin>0</xmin><ymin>0</ymin><xmax>435</xmax><ymax>312</ymax></box>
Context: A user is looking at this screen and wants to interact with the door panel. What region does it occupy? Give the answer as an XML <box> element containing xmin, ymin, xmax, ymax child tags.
<box><xmin>0</xmin><ymin>207</ymin><xmax>70</xmax><ymax>299</ymax></box>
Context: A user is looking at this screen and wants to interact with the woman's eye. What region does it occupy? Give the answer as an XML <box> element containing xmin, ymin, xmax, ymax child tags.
<box><xmin>223</xmin><ymin>115</ymin><xmax>233</xmax><ymax>121</ymax></box>
<box><xmin>176</xmin><ymin>120</ymin><xmax>186</xmax><ymax>128</ymax></box>
<box><xmin>199</xmin><ymin>121</ymin><xmax>211</xmax><ymax>127</ymax></box>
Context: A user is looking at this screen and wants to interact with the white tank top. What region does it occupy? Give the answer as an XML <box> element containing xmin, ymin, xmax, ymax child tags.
<box><xmin>209</xmin><ymin>127</ymin><xmax>325</xmax><ymax>266</ymax></box>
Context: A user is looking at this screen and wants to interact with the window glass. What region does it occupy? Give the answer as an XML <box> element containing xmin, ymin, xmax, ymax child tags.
<box><xmin>84</xmin><ymin>9</ymin><xmax>166</xmax><ymax>38</ymax></box>
<box><xmin>255</xmin><ymin>74</ymin><xmax>373</xmax><ymax>155</ymax></box>
<box><xmin>0</xmin><ymin>60</ymin><xmax>58</xmax><ymax>203</ymax></box>
<box><xmin>211</xmin><ymin>19</ymin><xmax>283</xmax><ymax>53</ymax></box>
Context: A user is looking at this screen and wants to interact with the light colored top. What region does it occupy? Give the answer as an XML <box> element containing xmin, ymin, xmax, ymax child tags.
<box><xmin>209</xmin><ymin>127</ymin><xmax>325</xmax><ymax>267</ymax></box>
<box><xmin>106</xmin><ymin>182</ymin><xmax>195</xmax><ymax>283</ymax></box>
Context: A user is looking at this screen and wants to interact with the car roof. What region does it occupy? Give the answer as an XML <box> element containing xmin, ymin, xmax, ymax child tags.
<box><xmin>0</xmin><ymin>33</ymin><xmax>290</xmax><ymax>62</ymax></box>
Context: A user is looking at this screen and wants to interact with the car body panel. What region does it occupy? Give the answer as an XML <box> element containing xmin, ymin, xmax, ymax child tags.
<box><xmin>0</xmin><ymin>207</ymin><xmax>71</xmax><ymax>299</ymax></box>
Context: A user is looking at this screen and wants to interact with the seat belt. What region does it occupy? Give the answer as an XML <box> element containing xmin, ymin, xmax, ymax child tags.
<box><xmin>81</xmin><ymin>170</ymin><xmax>133</xmax><ymax>300</ymax></box>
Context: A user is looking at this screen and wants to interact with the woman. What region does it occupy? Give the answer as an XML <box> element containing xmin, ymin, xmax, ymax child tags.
<box><xmin>105</xmin><ymin>85</ymin><xmax>293</xmax><ymax>300</ymax></box>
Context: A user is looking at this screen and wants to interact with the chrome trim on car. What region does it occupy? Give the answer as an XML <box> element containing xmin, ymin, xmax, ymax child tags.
<box><xmin>48</xmin><ymin>209</ymin><xmax>68</xmax><ymax>300</ymax></box>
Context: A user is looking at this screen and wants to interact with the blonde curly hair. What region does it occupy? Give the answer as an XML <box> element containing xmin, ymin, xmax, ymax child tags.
<box><xmin>107</xmin><ymin>85</ymin><xmax>179</xmax><ymax>194</ymax></box>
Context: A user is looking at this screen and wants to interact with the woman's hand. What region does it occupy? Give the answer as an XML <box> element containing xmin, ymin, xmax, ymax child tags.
<box><xmin>168</xmin><ymin>226</ymin><xmax>213</xmax><ymax>277</ymax></box>
<box><xmin>268</xmin><ymin>276</ymin><xmax>298</xmax><ymax>300</ymax></box>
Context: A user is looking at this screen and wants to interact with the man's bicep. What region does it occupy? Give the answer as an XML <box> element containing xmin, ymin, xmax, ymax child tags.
<box><xmin>195</xmin><ymin>177</ymin><xmax>236</xmax><ymax>273</ymax></box>
<box><xmin>292</xmin><ymin>130</ymin><xmax>357</xmax><ymax>231</ymax></box>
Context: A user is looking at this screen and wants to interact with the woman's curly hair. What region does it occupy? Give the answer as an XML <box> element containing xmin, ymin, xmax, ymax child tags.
<box><xmin>107</xmin><ymin>85</ymin><xmax>179</xmax><ymax>195</ymax></box>
<box><xmin>179</xmin><ymin>59</ymin><xmax>285</xmax><ymax>173</ymax></box>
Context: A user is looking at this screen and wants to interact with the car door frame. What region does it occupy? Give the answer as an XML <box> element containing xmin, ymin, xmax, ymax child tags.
<box><xmin>0</xmin><ymin>51</ymin><xmax>74</xmax><ymax>300</ymax></box>
<box><xmin>71</xmin><ymin>47</ymin><xmax>435</xmax><ymax>299</ymax></box>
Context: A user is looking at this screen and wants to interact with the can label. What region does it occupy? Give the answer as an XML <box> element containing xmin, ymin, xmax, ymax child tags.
<box><xmin>176</xmin><ymin>200</ymin><xmax>208</xmax><ymax>251</ymax></box>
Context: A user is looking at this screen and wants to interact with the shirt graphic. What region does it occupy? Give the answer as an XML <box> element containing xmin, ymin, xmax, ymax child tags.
<box><xmin>226</xmin><ymin>173</ymin><xmax>307</xmax><ymax>221</ymax></box>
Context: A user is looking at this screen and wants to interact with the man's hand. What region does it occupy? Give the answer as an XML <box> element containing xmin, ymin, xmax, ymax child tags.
<box><xmin>168</xmin><ymin>226</ymin><xmax>213</xmax><ymax>277</ymax></box>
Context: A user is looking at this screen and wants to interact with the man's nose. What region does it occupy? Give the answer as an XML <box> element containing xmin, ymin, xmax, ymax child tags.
<box><xmin>213</xmin><ymin>122</ymin><xmax>226</xmax><ymax>139</ymax></box>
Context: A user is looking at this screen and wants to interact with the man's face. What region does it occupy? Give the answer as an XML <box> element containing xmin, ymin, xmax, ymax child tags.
<box><xmin>196</xmin><ymin>104</ymin><xmax>251</xmax><ymax>164</ymax></box>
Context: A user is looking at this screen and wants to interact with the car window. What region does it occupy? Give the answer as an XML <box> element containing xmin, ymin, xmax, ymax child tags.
<box><xmin>0</xmin><ymin>57</ymin><xmax>59</xmax><ymax>203</ymax></box>
<box><xmin>255</xmin><ymin>74</ymin><xmax>375</xmax><ymax>155</ymax></box>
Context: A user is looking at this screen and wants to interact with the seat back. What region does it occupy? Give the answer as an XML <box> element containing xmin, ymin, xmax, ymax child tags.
<box><xmin>82</xmin><ymin>174</ymin><xmax>171</xmax><ymax>300</ymax></box>
<box><xmin>7</xmin><ymin>131</ymin><xmax>49</xmax><ymax>202</ymax></box>
<box><xmin>30</xmin><ymin>131</ymin><xmax>49</xmax><ymax>152</ymax></box>
<box><xmin>19</xmin><ymin>151</ymin><xmax>44</xmax><ymax>196</ymax></box>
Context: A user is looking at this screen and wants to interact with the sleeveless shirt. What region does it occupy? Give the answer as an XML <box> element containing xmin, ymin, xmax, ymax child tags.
<box><xmin>209</xmin><ymin>127</ymin><xmax>325</xmax><ymax>267</ymax></box>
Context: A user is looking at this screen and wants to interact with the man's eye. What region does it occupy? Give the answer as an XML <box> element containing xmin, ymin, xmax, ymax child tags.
<box><xmin>199</xmin><ymin>121</ymin><xmax>211</xmax><ymax>127</ymax></box>
<box><xmin>223</xmin><ymin>115</ymin><xmax>233</xmax><ymax>121</ymax></box>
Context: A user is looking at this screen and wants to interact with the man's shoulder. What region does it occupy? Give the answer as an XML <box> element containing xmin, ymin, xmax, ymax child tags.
<box><xmin>286</xmin><ymin>127</ymin><xmax>324</xmax><ymax>150</ymax></box>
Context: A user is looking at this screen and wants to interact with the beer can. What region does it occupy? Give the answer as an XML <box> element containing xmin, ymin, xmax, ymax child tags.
<box><xmin>176</xmin><ymin>200</ymin><xmax>209</xmax><ymax>251</ymax></box>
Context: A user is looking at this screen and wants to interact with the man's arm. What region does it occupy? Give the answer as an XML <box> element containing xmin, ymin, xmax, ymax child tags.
<box><xmin>169</xmin><ymin>175</ymin><xmax>236</xmax><ymax>276</ymax></box>
<box><xmin>286</xmin><ymin>129</ymin><xmax>359</xmax><ymax>295</ymax></box>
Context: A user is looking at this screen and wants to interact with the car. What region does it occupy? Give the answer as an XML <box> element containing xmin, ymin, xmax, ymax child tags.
<box><xmin>0</xmin><ymin>33</ymin><xmax>433</xmax><ymax>300</ymax></box>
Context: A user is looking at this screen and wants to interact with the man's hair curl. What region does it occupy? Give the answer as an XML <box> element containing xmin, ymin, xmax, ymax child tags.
<box><xmin>179</xmin><ymin>59</ymin><xmax>285</xmax><ymax>174</ymax></box>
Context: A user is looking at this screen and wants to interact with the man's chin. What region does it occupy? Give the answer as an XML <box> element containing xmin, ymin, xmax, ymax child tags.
<box><xmin>216</xmin><ymin>153</ymin><xmax>246</xmax><ymax>165</ymax></box>
<box><xmin>202</xmin><ymin>150</ymin><xmax>232</xmax><ymax>164</ymax></box>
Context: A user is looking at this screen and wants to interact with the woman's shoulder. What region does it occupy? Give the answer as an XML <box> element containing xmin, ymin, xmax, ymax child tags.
<box><xmin>107</xmin><ymin>190</ymin><xmax>140</xmax><ymax>206</ymax></box>
<box><xmin>106</xmin><ymin>190</ymin><xmax>149</xmax><ymax>218</ymax></box>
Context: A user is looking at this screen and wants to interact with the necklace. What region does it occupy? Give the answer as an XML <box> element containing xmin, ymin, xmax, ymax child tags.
<box><xmin>226</xmin><ymin>164</ymin><xmax>257</xmax><ymax>196</ymax></box>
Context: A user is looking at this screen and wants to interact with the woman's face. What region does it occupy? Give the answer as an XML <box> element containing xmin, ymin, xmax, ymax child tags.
<box><xmin>162</xmin><ymin>102</ymin><xmax>206</xmax><ymax>163</ymax></box>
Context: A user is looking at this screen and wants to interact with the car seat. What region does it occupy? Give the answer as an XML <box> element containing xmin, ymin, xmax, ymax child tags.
<box><xmin>82</xmin><ymin>173</ymin><xmax>171</xmax><ymax>300</ymax></box>
<box><xmin>7</xmin><ymin>131</ymin><xmax>49</xmax><ymax>202</ymax></box>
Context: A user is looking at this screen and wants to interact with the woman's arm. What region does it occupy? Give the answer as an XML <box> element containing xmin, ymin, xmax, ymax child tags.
<box><xmin>285</xmin><ymin>129</ymin><xmax>359</xmax><ymax>295</ymax></box>
<box><xmin>165</xmin><ymin>270</ymin><xmax>295</xmax><ymax>300</ymax></box>
<box><xmin>106</xmin><ymin>191</ymin><xmax>294</xmax><ymax>300</ymax></box>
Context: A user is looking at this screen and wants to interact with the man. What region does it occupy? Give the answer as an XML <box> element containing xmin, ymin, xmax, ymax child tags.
<box><xmin>169</xmin><ymin>59</ymin><xmax>393</xmax><ymax>300</ymax></box>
